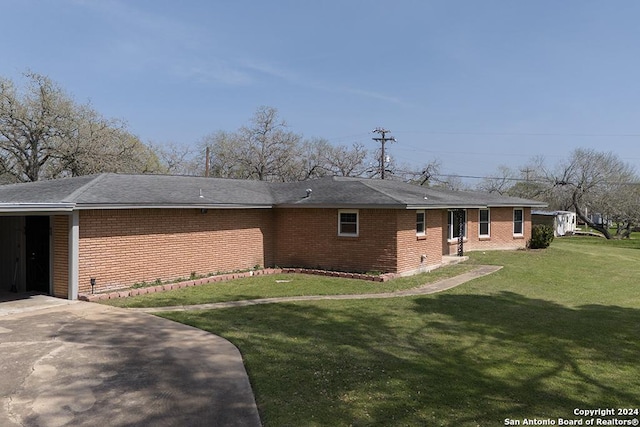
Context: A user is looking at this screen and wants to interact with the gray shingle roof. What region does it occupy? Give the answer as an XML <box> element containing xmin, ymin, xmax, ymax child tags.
<box><xmin>0</xmin><ymin>173</ymin><xmax>547</xmax><ymax>212</ymax></box>
<box><xmin>271</xmin><ymin>176</ymin><xmax>547</xmax><ymax>208</ymax></box>
<box><xmin>0</xmin><ymin>174</ymin><xmax>273</xmax><ymax>210</ymax></box>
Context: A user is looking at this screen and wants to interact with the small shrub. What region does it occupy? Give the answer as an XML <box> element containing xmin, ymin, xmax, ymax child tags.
<box><xmin>528</xmin><ymin>224</ymin><xmax>554</xmax><ymax>249</ymax></box>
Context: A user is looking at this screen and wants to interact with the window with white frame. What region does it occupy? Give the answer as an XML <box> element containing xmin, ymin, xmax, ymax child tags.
<box><xmin>416</xmin><ymin>210</ymin><xmax>426</xmax><ymax>236</ymax></box>
<box><xmin>338</xmin><ymin>209</ymin><xmax>359</xmax><ymax>236</ymax></box>
<box><xmin>479</xmin><ymin>209</ymin><xmax>490</xmax><ymax>237</ymax></box>
<box><xmin>448</xmin><ymin>210</ymin><xmax>466</xmax><ymax>240</ymax></box>
<box><xmin>513</xmin><ymin>208</ymin><xmax>524</xmax><ymax>236</ymax></box>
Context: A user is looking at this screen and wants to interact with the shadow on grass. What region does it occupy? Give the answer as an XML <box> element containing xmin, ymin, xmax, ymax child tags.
<box><xmin>411</xmin><ymin>292</ymin><xmax>640</xmax><ymax>423</ymax></box>
<box><xmin>161</xmin><ymin>291</ymin><xmax>640</xmax><ymax>426</ymax></box>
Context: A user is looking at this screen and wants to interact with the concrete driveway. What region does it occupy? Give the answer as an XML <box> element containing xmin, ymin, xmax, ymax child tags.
<box><xmin>0</xmin><ymin>294</ymin><xmax>261</xmax><ymax>427</ymax></box>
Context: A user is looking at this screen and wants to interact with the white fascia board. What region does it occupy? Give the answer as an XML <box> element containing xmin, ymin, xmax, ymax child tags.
<box><xmin>274</xmin><ymin>203</ymin><xmax>405</xmax><ymax>209</ymax></box>
<box><xmin>405</xmin><ymin>204</ymin><xmax>486</xmax><ymax>210</ymax></box>
<box><xmin>73</xmin><ymin>204</ymin><xmax>274</xmax><ymax>210</ymax></box>
<box><xmin>486</xmin><ymin>202</ymin><xmax>548</xmax><ymax>208</ymax></box>
<box><xmin>0</xmin><ymin>203</ymin><xmax>76</xmax><ymax>213</ymax></box>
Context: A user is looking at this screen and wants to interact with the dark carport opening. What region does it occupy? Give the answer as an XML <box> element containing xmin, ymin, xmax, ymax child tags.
<box><xmin>25</xmin><ymin>216</ymin><xmax>50</xmax><ymax>293</ymax></box>
<box><xmin>0</xmin><ymin>216</ymin><xmax>51</xmax><ymax>295</ymax></box>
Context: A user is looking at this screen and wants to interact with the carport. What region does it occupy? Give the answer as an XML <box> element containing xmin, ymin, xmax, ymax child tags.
<box><xmin>0</xmin><ymin>204</ymin><xmax>76</xmax><ymax>298</ymax></box>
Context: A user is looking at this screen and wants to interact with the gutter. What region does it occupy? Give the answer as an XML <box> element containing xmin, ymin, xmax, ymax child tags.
<box><xmin>405</xmin><ymin>204</ymin><xmax>487</xmax><ymax>210</ymax></box>
<box><xmin>274</xmin><ymin>203</ymin><xmax>406</xmax><ymax>209</ymax></box>
<box><xmin>73</xmin><ymin>203</ymin><xmax>274</xmax><ymax>210</ymax></box>
<box><xmin>0</xmin><ymin>203</ymin><xmax>76</xmax><ymax>213</ymax></box>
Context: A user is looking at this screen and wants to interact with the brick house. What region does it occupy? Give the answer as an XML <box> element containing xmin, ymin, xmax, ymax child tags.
<box><xmin>0</xmin><ymin>174</ymin><xmax>546</xmax><ymax>299</ymax></box>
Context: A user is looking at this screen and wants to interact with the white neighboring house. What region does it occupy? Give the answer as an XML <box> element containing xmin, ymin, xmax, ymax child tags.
<box><xmin>532</xmin><ymin>210</ymin><xmax>577</xmax><ymax>237</ymax></box>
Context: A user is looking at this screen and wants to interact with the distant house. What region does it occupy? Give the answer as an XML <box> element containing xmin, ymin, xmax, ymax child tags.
<box><xmin>0</xmin><ymin>174</ymin><xmax>546</xmax><ymax>299</ymax></box>
<box><xmin>532</xmin><ymin>210</ymin><xmax>577</xmax><ymax>237</ymax></box>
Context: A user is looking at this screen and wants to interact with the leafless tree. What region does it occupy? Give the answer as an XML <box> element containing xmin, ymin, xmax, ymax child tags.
<box><xmin>151</xmin><ymin>142</ymin><xmax>200</xmax><ymax>176</ymax></box>
<box><xmin>0</xmin><ymin>72</ymin><xmax>162</xmax><ymax>182</ymax></box>
<box><xmin>202</xmin><ymin>107</ymin><xmax>301</xmax><ymax>181</ymax></box>
<box><xmin>314</xmin><ymin>140</ymin><xmax>370</xmax><ymax>178</ymax></box>
<box><xmin>551</xmin><ymin>149</ymin><xmax>638</xmax><ymax>238</ymax></box>
<box><xmin>202</xmin><ymin>107</ymin><xmax>374</xmax><ymax>182</ymax></box>
<box><xmin>493</xmin><ymin>149</ymin><xmax>639</xmax><ymax>239</ymax></box>
<box><xmin>239</xmin><ymin>106</ymin><xmax>301</xmax><ymax>181</ymax></box>
<box><xmin>477</xmin><ymin>165</ymin><xmax>517</xmax><ymax>195</ymax></box>
<box><xmin>393</xmin><ymin>160</ymin><xmax>442</xmax><ymax>185</ymax></box>
<box><xmin>0</xmin><ymin>72</ymin><xmax>74</xmax><ymax>181</ymax></box>
<box><xmin>52</xmin><ymin>105</ymin><xmax>162</xmax><ymax>177</ymax></box>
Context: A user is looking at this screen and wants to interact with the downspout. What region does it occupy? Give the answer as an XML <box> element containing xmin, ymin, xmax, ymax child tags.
<box><xmin>68</xmin><ymin>211</ymin><xmax>79</xmax><ymax>300</ymax></box>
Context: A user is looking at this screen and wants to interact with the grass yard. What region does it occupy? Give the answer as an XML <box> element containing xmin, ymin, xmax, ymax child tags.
<box><xmin>100</xmin><ymin>264</ymin><xmax>474</xmax><ymax>308</ymax></box>
<box><xmin>150</xmin><ymin>237</ymin><xmax>640</xmax><ymax>426</ymax></box>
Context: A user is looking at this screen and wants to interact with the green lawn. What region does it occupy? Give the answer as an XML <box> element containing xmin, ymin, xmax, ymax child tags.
<box><xmin>150</xmin><ymin>237</ymin><xmax>640</xmax><ymax>426</ymax></box>
<box><xmin>100</xmin><ymin>264</ymin><xmax>474</xmax><ymax>308</ymax></box>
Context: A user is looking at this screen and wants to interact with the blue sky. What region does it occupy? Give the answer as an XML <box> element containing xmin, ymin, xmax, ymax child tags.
<box><xmin>2</xmin><ymin>0</ymin><xmax>640</xmax><ymax>180</ymax></box>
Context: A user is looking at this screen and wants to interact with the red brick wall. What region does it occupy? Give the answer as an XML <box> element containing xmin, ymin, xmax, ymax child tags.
<box><xmin>444</xmin><ymin>207</ymin><xmax>532</xmax><ymax>254</ymax></box>
<box><xmin>396</xmin><ymin>209</ymin><xmax>444</xmax><ymax>273</ymax></box>
<box><xmin>51</xmin><ymin>215</ymin><xmax>69</xmax><ymax>298</ymax></box>
<box><xmin>77</xmin><ymin>208</ymin><xmax>273</xmax><ymax>294</ymax></box>
<box><xmin>72</xmin><ymin>205</ymin><xmax>534</xmax><ymax>294</ymax></box>
<box><xmin>273</xmin><ymin>208</ymin><xmax>398</xmax><ymax>273</ymax></box>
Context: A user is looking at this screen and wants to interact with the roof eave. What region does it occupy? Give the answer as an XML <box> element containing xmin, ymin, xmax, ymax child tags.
<box><xmin>274</xmin><ymin>203</ymin><xmax>406</xmax><ymax>209</ymax></box>
<box><xmin>406</xmin><ymin>204</ymin><xmax>487</xmax><ymax>210</ymax></box>
<box><xmin>486</xmin><ymin>203</ymin><xmax>548</xmax><ymax>208</ymax></box>
<box><xmin>0</xmin><ymin>203</ymin><xmax>76</xmax><ymax>213</ymax></box>
<box><xmin>73</xmin><ymin>203</ymin><xmax>273</xmax><ymax>210</ymax></box>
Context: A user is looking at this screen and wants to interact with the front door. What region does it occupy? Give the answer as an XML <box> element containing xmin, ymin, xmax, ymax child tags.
<box><xmin>25</xmin><ymin>216</ymin><xmax>50</xmax><ymax>293</ymax></box>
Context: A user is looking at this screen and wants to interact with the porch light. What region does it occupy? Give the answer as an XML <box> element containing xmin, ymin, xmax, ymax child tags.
<box><xmin>90</xmin><ymin>278</ymin><xmax>96</xmax><ymax>294</ymax></box>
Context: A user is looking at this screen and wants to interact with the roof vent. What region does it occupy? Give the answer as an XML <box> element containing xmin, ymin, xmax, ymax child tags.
<box><xmin>305</xmin><ymin>188</ymin><xmax>312</xmax><ymax>198</ymax></box>
<box><xmin>199</xmin><ymin>189</ymin><xmax>204</xmax><ymax>198</ymax></box>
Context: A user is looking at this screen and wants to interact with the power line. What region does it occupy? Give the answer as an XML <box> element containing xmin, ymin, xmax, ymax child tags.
<box><xmin>432</xmin><ymin>173</ymin><xmax>640</xmax><ymax>185</ymax></box>
<box><xmin>397</xmin><ymin>130</ymin><xmax>640</xmax><ymax>138</ymax></box>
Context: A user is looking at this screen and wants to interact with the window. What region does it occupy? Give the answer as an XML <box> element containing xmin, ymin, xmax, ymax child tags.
<box><xmin>416</xmin><ymin>210</ymin><xmax>426</xmax><ymax>236</ymax></box>
<box><xmin>479</xmin><ymin>209</ymin><xmax>490</xmax><ymax>237</ymax></box>
<box><xmin>338</xmin><ymin>210</ymin><xmax>359</xmax><ymax>236</ymax></box>
<box><xmin>448</xmin><ymin>210</ymin><xmax>466</xmax><ymax>240</ymax></box>
<box><xmin>513</xmin><ymin>208</ymin><xmax>524</xmax><ymax>235</ymax></box>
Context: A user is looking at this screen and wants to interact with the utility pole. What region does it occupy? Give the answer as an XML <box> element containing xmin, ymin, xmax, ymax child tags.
<box><xmin>372</xmin><ymin>128</ymin><xmax>396</xmax><ymax>179</ymax></box>
<box><xmin>205</xmin><ymin>147</ymin><xmax>210</xmax><ymax>178</ymax></box>
<box><xmin>521</xmin><ymin>167</ymin><xmax>533</xmax><ymax>181</ymax></box>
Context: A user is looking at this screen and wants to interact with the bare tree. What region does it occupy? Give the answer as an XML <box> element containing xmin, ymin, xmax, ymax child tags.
<box><xmin>52</xmin><ymin>105</ymin><xmax>162</xmax><ymax>177</ymax></box>
<box><xmin>433</xmin><ymin>174</ymin><xmax>466</xmax><ymax>191</ymax></box>
<box><xmin>0</xmin><ymin>72</ymin><xmax>162</xmax><ymax>182</ymax></box>
<box><xmin>0</xmin><ymin>72</ymin><xmax>74</xmax><ymax>181</ymax></box>
<box><xmin>202</xmin><ymin>107</ymin><xmax>374</xmax><ymax>182</ymax></box>
<box><xmin>477</xmin><ymin>165</ymin><xmax>517</xmax><ymax>195</ymax></box>
<box><xmin>203</xmin><ymin>130</ymin><xmax>250</xmax><ymax>179</ymax></box>
<box><xmin>393</xmin><ymin>160</ymin><xmax>442</xmax><ymax>185</ymax></box>
<box><xmin>482</xmin><ymin>150</ymin><xmax>640</xmax><ymax>238</ymax></box>
<box><xmin>239</xmin><ymin>106</ymin><xmax>301</xmax><ymax>181</ymax></box>
<box><xmin>202</xmin><ymin>107</ymin><xmax>303</xmax><ymax>181</ymax></box>
<box><xmin>151</xmin><ymin>142</ymin><xmax>199</xmax><ymax>176</ymax></box>
<box><xmin>312</xmin><ymin>140</ymin><xmax>370</xmax><ymax>177</ymax></box>
<box><xmin>552</xmin><ymin>149</ymin><xmax>638</xmax><ymax>238</ymax></box>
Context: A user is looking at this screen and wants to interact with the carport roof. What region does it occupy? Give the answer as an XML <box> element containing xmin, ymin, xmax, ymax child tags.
<box><xmin>0</xmin><ymin>173</ymin><xmax>547</xmax><ymax>212</ymax></box>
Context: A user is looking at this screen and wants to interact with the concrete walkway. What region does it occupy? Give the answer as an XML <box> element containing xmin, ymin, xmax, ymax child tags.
<box><xmin>132</xmin><ymin>265</ymin><xmax>502</xmax><ymax>313</ymax></box>
<box><xmin>0</xmin><ymin>300</ymin><xmax>261</xmax><ymax>427</ymax></box>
